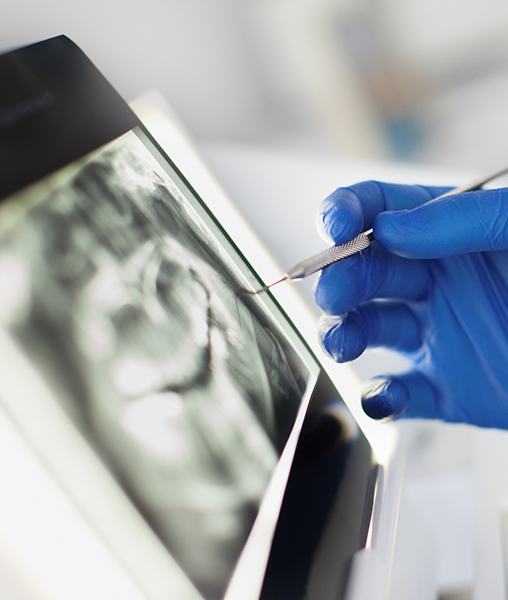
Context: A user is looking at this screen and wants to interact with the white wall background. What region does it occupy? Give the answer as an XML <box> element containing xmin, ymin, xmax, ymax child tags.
<box><xmin>0</xmin><ymin>1</ymin><xmax>286</xmax><ymax>141</ymax></box>
<box><xmin>4</xmin><ymin>0</ymin><xmax>508</xmax><ymax>169</ymax></box>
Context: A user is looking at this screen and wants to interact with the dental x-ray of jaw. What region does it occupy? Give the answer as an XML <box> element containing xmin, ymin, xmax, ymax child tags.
<box><xmin>0</xmin><ymin>130</ymin><xmax>314</xmax><ymax>598</ymax></box>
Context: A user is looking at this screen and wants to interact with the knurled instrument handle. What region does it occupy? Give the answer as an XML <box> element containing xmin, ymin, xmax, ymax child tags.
<box><xmin>286</xmin><ymin>229</ymin><xmax>375</xmax><ymax>280</ymax></box>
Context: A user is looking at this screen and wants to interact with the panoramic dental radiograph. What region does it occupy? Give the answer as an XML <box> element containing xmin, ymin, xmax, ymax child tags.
<box><xmin>0</xmin><ymin>132</ymin><xmax>310</xmax><ymax>598</ymax></box>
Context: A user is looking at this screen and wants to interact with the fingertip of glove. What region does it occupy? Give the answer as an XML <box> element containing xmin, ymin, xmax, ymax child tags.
<box><xmin>319</xmin><ymin>188</ymin><xmax>364</xmax><ymax>244</ymax></box>
<box><xmin>319</xmin><ymin>314</ymin><xmax>367</xmax><ymax>363</ymax></box>
<box><xmin>361</xmin><ymin>377</ymin><xmax>409</xmax><ymax>421</ymax></box>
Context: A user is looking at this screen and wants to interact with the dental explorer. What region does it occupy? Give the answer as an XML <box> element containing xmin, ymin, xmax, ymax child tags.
<box><xmin>248</xmin><ymin>165</ymin><xmax>508</xmax><ymax>295</ymax></box>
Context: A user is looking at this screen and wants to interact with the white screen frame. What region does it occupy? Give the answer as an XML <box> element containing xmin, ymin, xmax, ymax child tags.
<box><xmin>0</xmin><ymin>93</ymin><xmax>401</xmax><ymax>600</ymax></box>
<box><xmin>129</xmin><ymin>94</ymin><xmax>403</xmax><ymax>600</ymax></box>
<box><xmin>0</xmin><ymin>96</ymin><xmax>319</xmax><ymax>600</ymax></box>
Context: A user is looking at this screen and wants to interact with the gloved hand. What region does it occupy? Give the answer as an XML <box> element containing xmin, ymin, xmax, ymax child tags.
<box><xmin>315</xmin><ymin>181</ymin><xmax>508</xmax><ymax>428</ymax></box>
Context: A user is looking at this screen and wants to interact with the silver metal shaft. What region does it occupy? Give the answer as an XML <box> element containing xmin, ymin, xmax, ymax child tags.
<box><xmin>286</xmin><ymin>228</ymin><xmax>375</xmax><ymax>280</ymax></box>
<box><xmin>248</xmin><ymin>164</ymin><xmax>508</xmax><ymax>294</ymax></box>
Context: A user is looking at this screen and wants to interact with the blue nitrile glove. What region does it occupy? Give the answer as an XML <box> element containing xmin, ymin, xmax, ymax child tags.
<box><xmin>315</xmin><ymin>181</ymin><xmax>508</xmax><ymax>428</ymax></box>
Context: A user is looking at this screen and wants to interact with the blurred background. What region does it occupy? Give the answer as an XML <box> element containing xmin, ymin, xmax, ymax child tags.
<box><xmin>3</xmin><ymin>0</ymin><xmax>508</xmax><ymax>171</ymax></box>
<box><xmin>4</xmin><ymin>4</ymin><xmax>508</xmax><ymax>598</ymax></box>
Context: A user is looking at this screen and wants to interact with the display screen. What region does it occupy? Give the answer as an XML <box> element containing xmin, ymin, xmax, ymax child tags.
<box><xmin>0</xmin><ymin>129</ymin><xmax>318</xmax><ymax>598</ymax></box>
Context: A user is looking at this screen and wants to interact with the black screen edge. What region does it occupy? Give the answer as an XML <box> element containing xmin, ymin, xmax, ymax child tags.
<box><xmin>0</xmin><ymin>35</ymin><xmax>137</xmax><ymax>200</ymax></box>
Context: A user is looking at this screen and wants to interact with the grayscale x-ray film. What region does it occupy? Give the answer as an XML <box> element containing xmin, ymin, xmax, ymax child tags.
<box><xmin>0</xmin><ymin>131</ymin><xmax>315</xmax><ymax>598</ymax></box>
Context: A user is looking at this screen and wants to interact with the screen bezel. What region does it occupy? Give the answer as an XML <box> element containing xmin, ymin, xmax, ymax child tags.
<box><xmin>0</xmin><ymin>36</ymin><xmax>377</xmax><ymax>600</ymax></box>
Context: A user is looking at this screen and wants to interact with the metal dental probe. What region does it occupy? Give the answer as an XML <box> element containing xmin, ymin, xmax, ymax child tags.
<box><xmin>247</xmin><ymin>165</ymin><xmax>508</xmax><ymax>295</ymax></box>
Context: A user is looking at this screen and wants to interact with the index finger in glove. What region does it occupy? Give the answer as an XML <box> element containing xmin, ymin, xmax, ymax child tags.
<box><xmin>319</xmin><ymin>181</ymin><xmax>450</xmax><ymax>245</ymax></box>
<box><xmin>375</xmin><ymin>187</ymin><xmax>508</xmax><ymax>258</ymax></box>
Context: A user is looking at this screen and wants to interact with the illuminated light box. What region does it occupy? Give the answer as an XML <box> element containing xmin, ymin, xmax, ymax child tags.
<box><xmin>0</xmin><ymin>36</ymin><xmax>377</xmax><ymax>600</ymax></box>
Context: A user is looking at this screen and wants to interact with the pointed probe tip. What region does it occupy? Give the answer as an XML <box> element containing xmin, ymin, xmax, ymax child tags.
<box><xmin>237</xmin><ymin>275</ymin><xmax>289</xmax><ymax>296</ymax></box>
<box><xmin>265</xmin><ymin>275</ymin><xmax>289</xmax><ymax>290</ymax></box>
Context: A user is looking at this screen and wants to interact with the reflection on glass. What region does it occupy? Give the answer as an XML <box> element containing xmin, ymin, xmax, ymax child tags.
<box><xmin>0</xmin><ymin>132</ymin><xmax>311</xmax><ymax>598</ymax></box>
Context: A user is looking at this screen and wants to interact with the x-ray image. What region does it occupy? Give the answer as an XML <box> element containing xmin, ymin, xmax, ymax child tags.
<box><xmin>0</xmin><ymin>131</ymin><xmax>311</xmax><ymax>598</ymax></box>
